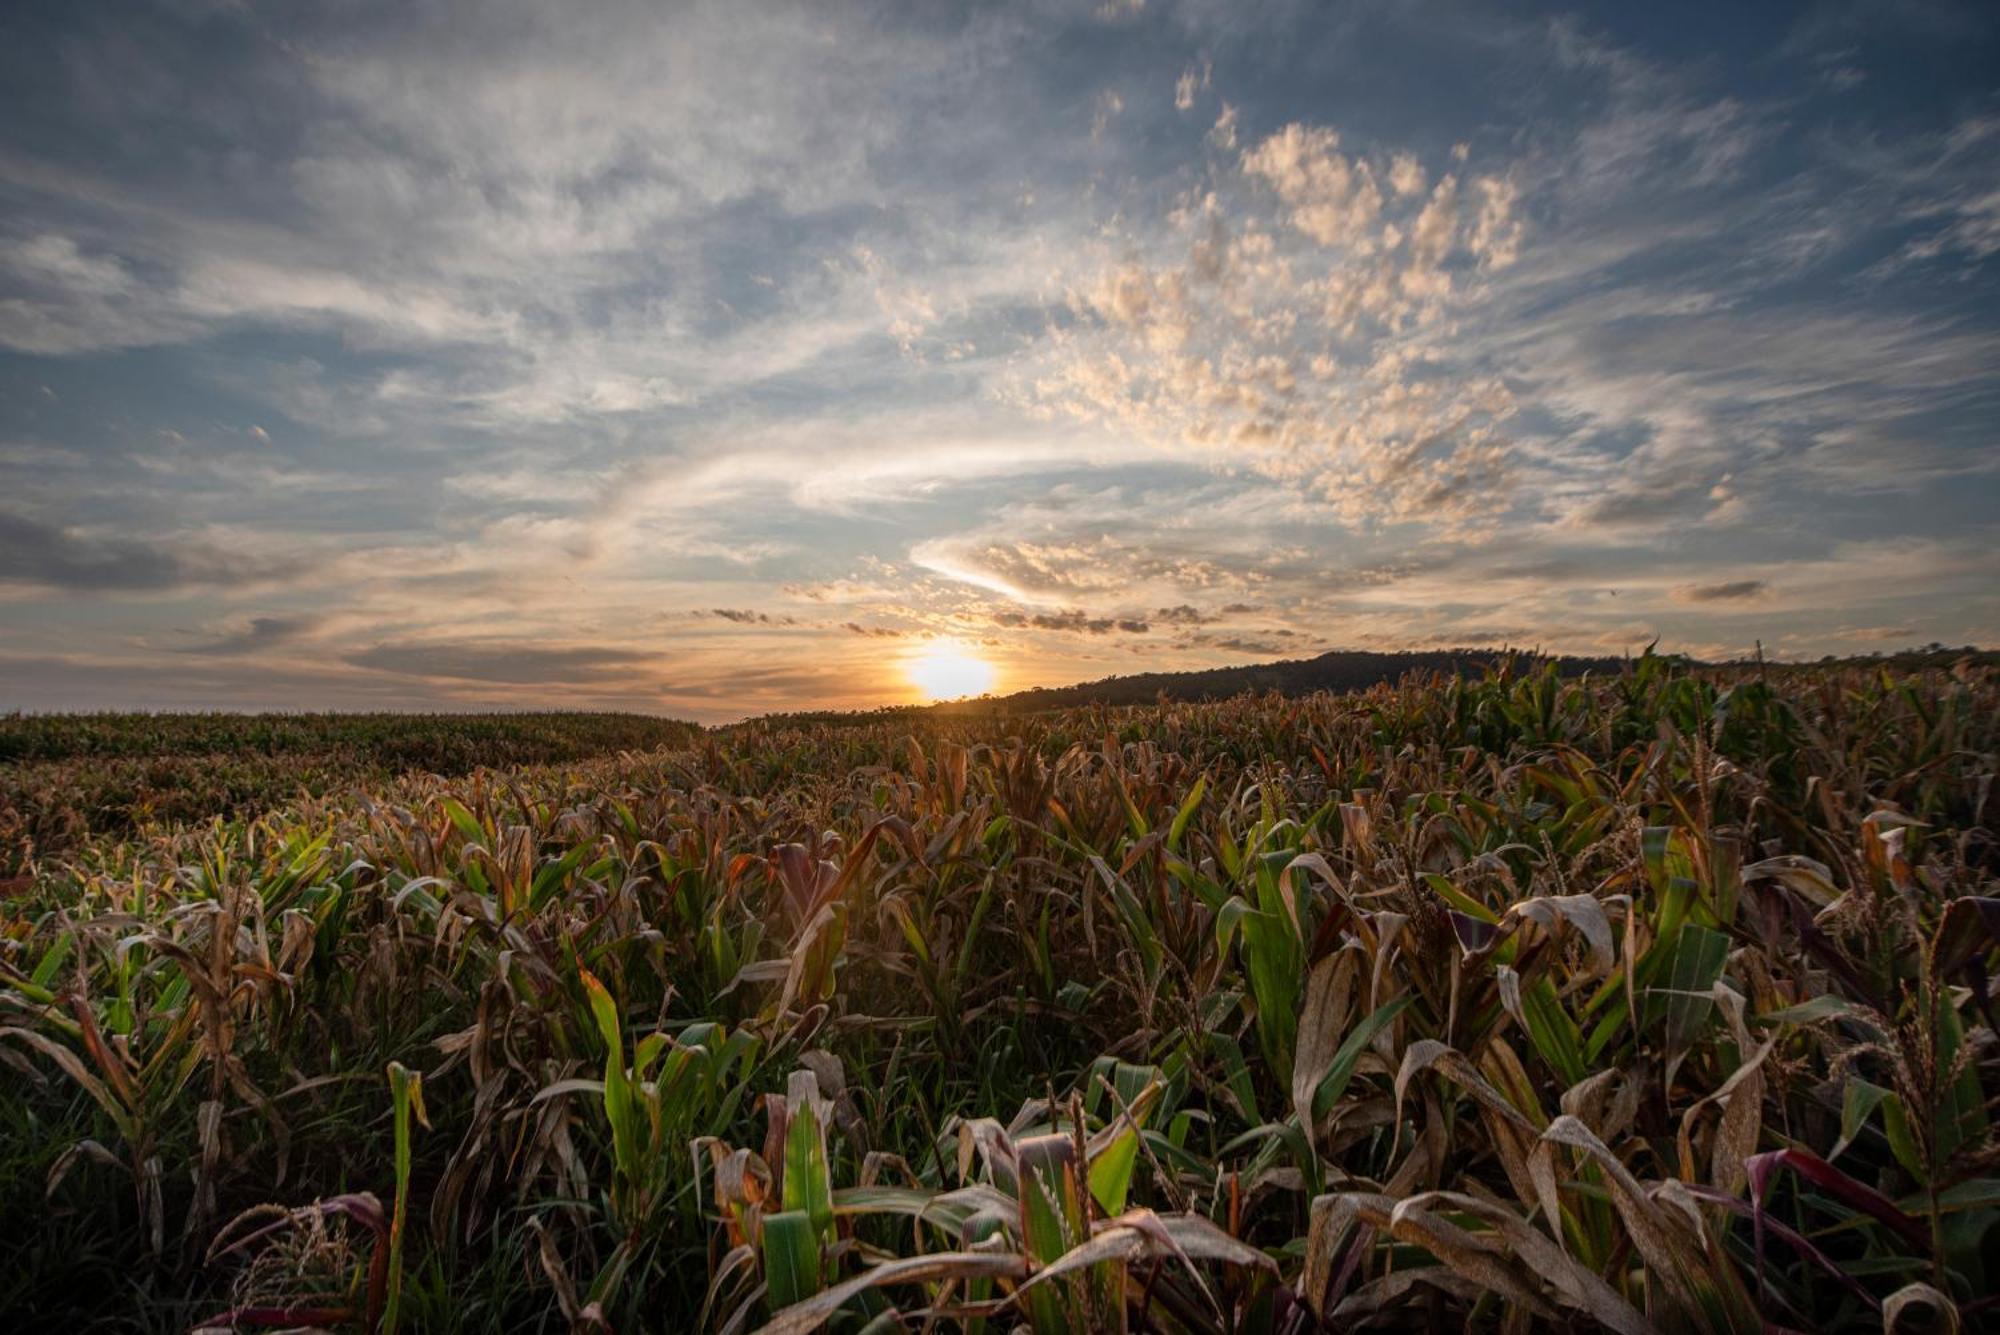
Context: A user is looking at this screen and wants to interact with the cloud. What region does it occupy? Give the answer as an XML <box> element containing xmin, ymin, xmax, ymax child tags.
<box><xmin>0</xmin><ymin>234</ymin><xmax>183</xmax><ymax>354</ymax></box>
<box><xmin>912</xmin><ymin>529</ymin><xmax>1267</xmax><ymax>606</ymax></box>
<box><xmin>1174</xmin><ymin>61</ymin><xmax>1210</xmax><ymax>113</ymax></box>
<box><xmin>991</xmin><ymin>608</ymin><xmax>1151</xmax><ymax>635</ymax></box>
<box><xmin>6</xmin><ymin>234</ymin><xmax>132</xmax><ymax>297</ymax></box>
<box><xmin>1183</xmin><ymin>631</ymin><xmax>1312</xmax><ymax>656</ymax></box>
<box><xmin>0</xmin><ymin>1</ymin><xmax>1995</xmax><ymax>714</ymax></box>
<box><xmin>345</xmin><ymin>642</ymin><xmax>657</xmax><ymax>685</ymax></box>
<box><xmin>1838</xmin><ymin>624</ymin><xmax>1917</xmax><ymax>643</ymax></box>
<box><xmin>704</xmin><ymin>607</ymin><xmax>797</xmax><ymax>626</ymax></box>
<box><xmin>178</xmin><ymin>615</ymin><xmax>322</xmax><ymax>656</ymax></box>
<box><xmin>1027</xmin><ymin>116</ymin><xmax>1530</xmax><ymax>535</ymax></box>
<box><xmin>1672</xmin><ymin>579</ymin><xmax>1768</xmax><ymax>604</ymax></box>
<box><xmin>1092</xmin><ymin>90</ymin><xmax>1125</xmax><ymax>140</ymax></box>
<box><xmin>1545</xmin><ymin>18</ymin><xmax>1763</xmax><ymax>199</ymax></box>
<box><xmin>1153</xmin><ymin>604</ymin><xmax>1220</xmax><ymax>625</ymax></box>
<box><xmin>0</xmin><ymin>510</ymin><xmax>293</xmax><ymax>593</ymax></box>
<box><xmin>1243</xmin><ymin>124</ymin><xmax>1385</xmax><ymax>248</ymax></box>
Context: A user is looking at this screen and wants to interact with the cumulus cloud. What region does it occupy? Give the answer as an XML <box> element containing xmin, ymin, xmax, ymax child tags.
<box><xmin>704</xmin><ymin>608</ymin><xmax>797</xmax><ymax>626</ymax></box>
<box><xmin>1242</xmin><ymin>125</ymin><xmax>1385</xmax><ymax>248</ymax></box>
<box><xmin>1028</xmin><ymin>120</ymin><xmax>1527</xmax><ymax>534</ymax></box>
<box><xmin>1174</xmin><ymin>62</ymin><xmax>1210</xmax><ymax>112</ymax></box>
<box><xmin>1153</xmin><ymin>604</ymin><xmax>1220</xmax><ymax>625</ymax></box>
<box><xmin>991</xmin><ymin>608</ymin><xmax>1151</xmax><ymax>635</ymax></box>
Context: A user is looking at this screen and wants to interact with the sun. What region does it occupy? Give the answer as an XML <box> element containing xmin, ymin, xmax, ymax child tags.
<box><xmin>905</xmin><ymin>640</ymin><xmax>996</xmax><ymax>702</ymax></box>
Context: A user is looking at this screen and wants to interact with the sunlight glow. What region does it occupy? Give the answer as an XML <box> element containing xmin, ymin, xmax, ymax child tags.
<box><xmin>905</xmin><ymin>640</ymin><xmax>996</xmax><ymax>701</ymax></box>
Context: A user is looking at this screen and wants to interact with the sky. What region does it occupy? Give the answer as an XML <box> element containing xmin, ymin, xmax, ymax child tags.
<box><xmin>1</xmin><ymin>0</ymin><xmax>1996</xmax><ymax>722</ymax></box>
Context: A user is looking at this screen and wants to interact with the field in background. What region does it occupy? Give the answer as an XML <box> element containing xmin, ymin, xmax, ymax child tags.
<box><xmin>2</xmin><ymin>656</ymin><xmax>1997</xmax><ymax>1330</ymax></box>
<box><xmin>0</xmin><ymin>712</ymin><xmax>700</xmax><ymax>875</ymax></box>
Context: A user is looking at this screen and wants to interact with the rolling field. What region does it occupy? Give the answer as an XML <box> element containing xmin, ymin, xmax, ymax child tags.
<box><xmin>2</xmin><ymin>657</ymin><xmax>1996</xmax><ymax>1330</ymax></box>
<box><xmin>0</xmin><ymin>712</ymin><xmax>702</xmax><ymax>876</ymax></box>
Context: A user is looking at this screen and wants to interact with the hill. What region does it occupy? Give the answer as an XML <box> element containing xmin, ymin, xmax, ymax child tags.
<box><xmin>930</xmin><ymin>641</ymin><xmax>2000</xmax><ymax>716</ymax></box>
<box><xmin>953</xmin><ymin>646</ymin><xmax>1635</xmax><ymax>712</ymax></box>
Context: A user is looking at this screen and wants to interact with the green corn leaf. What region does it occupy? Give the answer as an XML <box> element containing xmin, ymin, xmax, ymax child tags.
<box><xmin>1090</xmin><ymin>856</ymin><xmax>1161</xmax><ymax>982</ymax></box>
<box><xmin>1754</xmin><ymin>995</ymin><xmax>1852</xmax><ymax>1027</ymax></box>
<box><xmin>1116</xmin><ymin>779</ymin><xmax>1147</xmax><ymax>840</ymax></box>
<box><xmin>579</xmin><ymin>969</ymin><xmax>637</xmax><ymax>1182</ymax></box>
<box><xmin>782</xmin><ymin>1071</ymin><xmax>836</xmax><ymax>1245</ymax></box>
<box><xmin>1015</xmin><ymin>1135</ymin><xmax>1088</xmax><ymax>1333</ymax></box>
<box><xmin>959</xmin><ymin>1209</ymin><xmax>1008</xmax><ymax>1335</ymax></box>
<box><xmin>1641</xmin><ymin>826</ymin><xmax>1673</xmax><ymax>893</ymax></box>
<box><xmin>1933</xmin><ymin>999</ymin><xmax>1990</xmax><ymax>1167</ymax></box>
<box><xmin>1425</xmin><ymin>872</ymin><xmax>1498</xmax><ymax>925</ymax></box>
<box><xmin>1871</xmin><ymin>1074</ymin><xmax>1925</xmax><ymax>1183</ymax></box>
<box><xmin>762</xmin><ymin>1209</ymin><xmax>822</xmax><ymax>1311</ymax></box>
<box><xmin>633</xmin><ymin>1031</ymin><xmax>670</xmax><ymax>1084</ymax></box>
<box><xmin>529</xmin><ymin>844</ymin><xmax>590</xmax><ymax>910</ymax></box>
<box><xmin>383</xmin><ymin>1061</ymin><xmax>428</xmax><ymax>1335</ymax></box>
<box><xmin>1083</xmin><ymin>1076</ymin><xmax>1161</xmax><ymax>1217</ymax></box>
<box><xmin>1520</xmin><ymin>975</ymin><xmax>1588</xmax><ymax>1088</ymax></box>
<box><xmin>1646</xmin><ymin>923</ymin><xmax>1729</xmax><ymax>1082</ymax></box>
<box><xmin>1834</xmin><ymin>1077</ymin><xmax>1891</xmax><ymax>1162</ymax></box>
<box><xmin>953</xmin><ymin>879</ymin><xmax>997</xmax><ymax>992</ymax></box>
<box><xmin>1209</xmin><ymin>1030</ymin><xmax>1260</xmax><ymax>1124</ymax></box>
<box><xmin>1215</xmin><ymin>897</ymin><xmax>1255</xmax><ymax>955</ymax></box>
<box><xmin>1217</xmin><ymin>829</ymin><xmax>1242</xmax><ymax>881</ymax></box>
<box><xmin>1309</xmin><ymin>994</ymin><xmax>1413</xmax><ymax>1123</ymax></box>
<box><xmin>30</xmin><ymin>932</ymin><xmax>74</xmax><ymax>993</ymax></box>
<box><xmin>1168</xmin><ymin>774</ymin><xmax>1207</xmax><ymax>850</ymax></box>
<box><xmin>1238</xmin><ymin>911</ymin><xmax>1301</xmax><ymax>1082</ymax></box>
<box><xmin>440</xmin><ymin>798</ymin><xmax>484</xmax><ymax>848</ymax></box>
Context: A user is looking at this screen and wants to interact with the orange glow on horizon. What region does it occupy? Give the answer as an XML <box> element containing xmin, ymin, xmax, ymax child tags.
<box><xmin>904</xmin><ymin>640</ymin><xmax>996</xmax><ymax>701</ymax></box>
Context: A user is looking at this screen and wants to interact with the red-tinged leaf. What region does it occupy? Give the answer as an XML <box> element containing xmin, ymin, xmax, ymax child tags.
<box><xmin>317</xmin><ymin>1192</ymin><xmax>391</xmax><ymax>1238</ymax></box>
<box><xmin>192</xmin><ymin>1305</ymin><xmax>356</xmax><ymax>1331</ymax></box>
<box><xmin>67</xmin><ymin>995</ymin><xmax>140</xmax><ymax>1111</ymax></box>
<box><xmin>1931</xmin><ymin>896</ymin><xmax>2000</xmax><ymax>977</ymax></box>
<box><xmin>1675</xmin><ymin>1184</ymin><xmax>1879</xmax><ymax>1311</ymax></box>
<box><xmin>867</xmin><ymin>814</ymin><xmax>924</xmax><ymax>866</ymax></box>
<box><xmin>1746</xmin><ymin>1148</ymin><xmax>1929</xmax><ymax>1255</ymax></box>
<box><xmin>1934</xmin><ymin>896</ymin><xmax>2000</xmax><ymax>1029</ymax></box>
<box><xmin>1303</xmin><ymin>898</ymin><xmax>1353</xmax><ymax>969</ymax></box>
<box><xmin>771</xmin><ymin>844</ymin><xmax>822</xmax><ymax>921</ymax></box>
<box><xmin>1450</xmin><ymin>912</ymin><xmax>1497</xmax><ymax>954</ymax></box>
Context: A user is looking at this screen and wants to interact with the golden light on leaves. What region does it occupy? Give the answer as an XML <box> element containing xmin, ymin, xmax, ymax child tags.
<box><xmin>904</xmin><ymin>639</ymin><xmax>995</xmax><ymax>702</ymax></box>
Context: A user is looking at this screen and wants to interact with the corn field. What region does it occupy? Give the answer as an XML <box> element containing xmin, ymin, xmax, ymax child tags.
<box><xmin>0</xmin><ymin>712</ymin><xmax>701</xmax><ymax>873</ymax></box>
<box><xmin>2</xmin><ymin>656</ymin><xmax>1996</xmax><ymax>1331</ymax></box>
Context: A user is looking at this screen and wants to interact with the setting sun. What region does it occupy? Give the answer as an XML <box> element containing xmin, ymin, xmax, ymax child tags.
<box><xmin>905</xmin><ymin>640</ymin><xmax>995</xmax><ymax>702</ymax></box>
